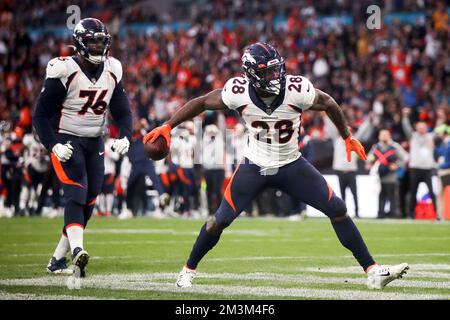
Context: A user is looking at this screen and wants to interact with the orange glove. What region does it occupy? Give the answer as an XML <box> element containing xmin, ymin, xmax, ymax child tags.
<box><xmin>143</xmin><ymin>124</ymin><xmax>172</xmax><ymax>147</ymax></box>
<box><xmin>345</xmin><ymin>135</ymin><xmax>367</xmax><ymax>162</ymax></box>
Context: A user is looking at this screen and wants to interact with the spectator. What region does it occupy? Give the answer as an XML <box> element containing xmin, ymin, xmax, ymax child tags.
<box><xmin>367</xmin><ymin>129</ymin><xmax>408</xmax><ymax>219</ymax></box>
<box><xmin>402</xmin><ymin>107</ymin><xmax>438</xmax><ymax>219</ymax></box>
<box><xmin>202</xmin><ymin>124</ymin><xmax>225</xmax><ymax>216</ymax></box>
<box><xmin>324</xmin><ymin>113</ymin><xmax>375</xmax><ymax>218</ymax></box>
<box><xmin>435</xmin><ymin>124</ymin><xmax>450</xmax><ymax>219</ymax></box>
<box><xmin>119</xmin><ymin>122</ymin><xmax>167</xmax><ymax>219</ymax></box>
<box><xmin>171</xmin><ymin>122</ymin><xmax>199</xmax><ymax>217</ymax></box>
<box><xmin>1</xmin><ymin>1</ymin><xmax>449</xmax><ymax>218</ymax></box>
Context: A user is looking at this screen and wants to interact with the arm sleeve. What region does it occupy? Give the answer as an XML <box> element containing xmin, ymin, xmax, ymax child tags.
<box><xmin>32</xmin><ymin>78</ymin><xmax>66</xmax><ymax>151</ymax></box>
<box><xmin>109</xmin><ymin>81</ymin><xmax>132</xmax><ymax>140</ymax></box>
<box><xmin>323</xmin><ymin>116</ymin><xmax>338</xmax><ymax>141</ymax></box>
<box><xmin>401</xmin><ymin>117</ymin><xmax>414</xmax><ymax>140</ymax></box>
<box><xmin>394</xmin><ymin>142</ymin><xmax>409</xmax><ymax>166</ymax></box>
<box><xmin>354</xmin><ymin>116</ymin><xmax>374</xmax><ymax>141</ymax></box>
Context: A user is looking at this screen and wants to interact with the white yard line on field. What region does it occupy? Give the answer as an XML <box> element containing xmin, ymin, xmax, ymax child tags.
<box><xmin>58</xmin><ymin>271</ymin><xmax>449</xmax><ymax>290</ymax></box>
<box><xmin>84</xmin><ymin>229</ymin><xmax>273</xmax><ymax>236</ymax></box>
<box><xmin>0</xmin><ymin>274</ymin><xmax>448</xmax><ymax>300</ymax></box>
<box><xmin>298</xmin><ymin>264</ymin><xmax>450</xmax><ymax>273</ymax></box>
<box><xmin>0</xmin><ymin>290</ymin><xmax>116</xmax><ymax>300</ymax></box>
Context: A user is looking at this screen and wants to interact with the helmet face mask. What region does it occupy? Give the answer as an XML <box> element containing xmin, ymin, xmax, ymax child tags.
<box><xmin>242</xmin><ymin>43</ymin><xmax>286</xmax><ymax>95</ymax></box>
<box><xmin>73</xmin><ymin>18</ymin><xmax>111</xmax><ymax>65</ymax></box>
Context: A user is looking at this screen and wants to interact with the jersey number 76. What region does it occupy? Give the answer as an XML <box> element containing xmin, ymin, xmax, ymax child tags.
<box><xmin>78</xmin><ymin>89</ymin><xmax>108</xmax><ymax>115</ymax></box>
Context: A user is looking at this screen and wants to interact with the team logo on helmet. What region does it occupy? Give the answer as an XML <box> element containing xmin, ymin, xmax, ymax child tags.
<box><xmin>242</xmin><ymin>50</ymin><xmax>257</xmax><ymax>65</ymax></box>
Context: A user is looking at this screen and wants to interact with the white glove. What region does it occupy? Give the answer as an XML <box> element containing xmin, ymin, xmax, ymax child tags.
<box><xmin>111</xmin><ymin>137</ymin><xmax>130</xmax><ymax>155</ymax></box>
<box><xmin>52</xmin><ymin>143</ymin><xmax>74</xmax><ymax>162</ymax></box>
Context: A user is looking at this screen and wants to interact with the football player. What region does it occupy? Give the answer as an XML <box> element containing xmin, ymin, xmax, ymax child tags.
<box><xmin>19</xmin><ymin>132</ymin><xmax>50</xmax><ymax>216</ymax></box>
<box><xmin>97</xmin><ymin>130</ymin><xmax>120</xmax><ymax>217</ymax></box>
<box><xmin>144</xmin><ymin>42</ymin><xmax>409</xmax><ymax>290</ymax></box>
<box><xmin>33</xmin><ymin>18</ymin><xmax>132</xmax><ymax>276</ymax></box>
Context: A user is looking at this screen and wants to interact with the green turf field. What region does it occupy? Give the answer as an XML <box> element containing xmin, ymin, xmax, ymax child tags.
<box><xmin>0</xmin><ymin>216</ymin><xmax>449</xmax><ymax>300</ymax></box>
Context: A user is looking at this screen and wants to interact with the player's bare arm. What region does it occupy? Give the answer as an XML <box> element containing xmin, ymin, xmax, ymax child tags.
<box><xmin>310</xmin><ymin>89</ymin><xmax>351</xmax><ymax>139</ymax></box>
<box><xmin>310</xmin><ymin>88</ymin><xmax>367</xmax><ymax>162</ymax></box>
<box><xmin>143</xmin><ymin>89</ymin><xmax>226</xmax><ymax>145</ymax></box>
<box><xmin>167</xmin><ymin>89</ymin><xmax>226</xmax><ymax>129</ymax></box>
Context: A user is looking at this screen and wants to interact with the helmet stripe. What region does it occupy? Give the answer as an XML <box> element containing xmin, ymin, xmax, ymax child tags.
<box><xmin>256</xmin><ymin>42</ymin><xmax>271</xmax><ymax>55</ymax></box>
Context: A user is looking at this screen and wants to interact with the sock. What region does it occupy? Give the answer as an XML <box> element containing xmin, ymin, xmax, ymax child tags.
<box><xmin>66</xmin><ymin>224</ymin><xmax>84</xmax><ymax>252</ymax></box>
<box><xmin>331</xmin><ymin>216</ymin><xmax>375</xmax><ymax>271</ymax></box>
<box><xmin>106</xmin><ymin>194</ymin><xmax>114</xmax><ymax>213</ymax></box>
<box><xmin>19</xmin><ymin>187</ymin><xmax>29</xmax><ymax>210</ymax></box>
<box><xmin>98</xmin><ymin>194</ymin><xmax>106</xmax><ymax>213</ymax></box>
<box><xmin>63</xmin><ymin>199</ymin><xmax>85</xmax><ymax>251</ymax></box>
<box><xmin>186</xmin><ymin>224</ymin><xmax>221</xmax><ymax>269</ymax></box>
<box><xmin>53</xmin><ymin>234</ymin><xmax>70</xmax><ymax>260</ymax></box>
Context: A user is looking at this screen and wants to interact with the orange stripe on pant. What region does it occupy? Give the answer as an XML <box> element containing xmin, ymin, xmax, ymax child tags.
<box><xmin>326</xmin><ymin>181</ymin><xmax>334</xmax><ymax>202</ymax></box>
<box><xmin>23</xmin><ymin>170</ymin><xmax>31</xmax><ymax>184</ymax></box>
<box><xmin>51</xmin><ymin>153</ymin><xmax>84</xmax><ymax>188</ymax></box>
<box><xmin>177</xmin><ymin>167</ymin><xmax>191</xmax><ymax>185</ymax></box>
<box><xmin>88</xmin><ymin>197</ymin><xmax>97</xmax><ymax>206</ymax></box>
<box><xmin>224</xmin><ymin>164</ymin><xmax>240</xmax><ymax>213</ymax></box>
<box><xmin>160</xmin><ymin>173</ymin><xmax>170</xmax><ymax>187</ymax></box>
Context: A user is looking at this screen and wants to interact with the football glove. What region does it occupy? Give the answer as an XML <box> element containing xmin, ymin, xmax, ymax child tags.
<box><xmin>143</xmin><ymin>124</ymin><xmax>171</xmax><ymax>147</ymax></box>
<box><xmin>52</xmin><ymin>143</ymin><xmax>73</xmax><ymax>162</ymax></box>
<box><xmin>159</xmin><ymin>192</ymin><xmax>170</xmax><ymax>207</ymax></box>
<box><xmin>111</xmin><ymin>137</ymin><xmax>130</xmax><ymax>155</ymax></box>
<box><xmin>345</xmin><ymin>135</ymin><xmax>367</xmax><ymax>162</ymax></box>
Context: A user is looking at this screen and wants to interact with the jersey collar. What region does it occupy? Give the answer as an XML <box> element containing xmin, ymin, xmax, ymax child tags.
<box><xmin>248</xmin><ymin>84</ymin><xmax>285</xmax><ymax>115</ymax></box>
<box><xmin>73</xmin><ymin>56</ymin><xmax>104</xmax><ymax>84</ymax></box>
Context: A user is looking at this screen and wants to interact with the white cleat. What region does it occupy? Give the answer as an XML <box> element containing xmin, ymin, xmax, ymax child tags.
<box><xmin>176</xmin><ymin>265</ymin><xmax>196</xmax><ymax>288</ymax></box>
<box><xmin>118</xmin><ymin>208</ymin><xmax>133</xmax><ymax>220</ymax></box>
<box><xmin>367</xmin><ymin>263</ymin><xmax>409</xmax><ymax>289</ymax></box>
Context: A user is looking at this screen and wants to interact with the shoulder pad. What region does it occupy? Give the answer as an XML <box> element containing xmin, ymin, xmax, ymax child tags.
<box><xmin>45</xmin><ymin>57</ymin><xmax>68</xmax><ymax>79</ymax></box>
<box><xmin>286</xmin><ymin>75</ymin><xmax>316</xmax><ymax>110</ymax></box>
<box><xmin>221</xmin><ymin>76</ymin><xmax>249</xmax><ymax>110</ymax></box>
<box><xmin>108</xmin><ymin>56</ymin><xmax>123</xmax><ymax>83</ymax></box>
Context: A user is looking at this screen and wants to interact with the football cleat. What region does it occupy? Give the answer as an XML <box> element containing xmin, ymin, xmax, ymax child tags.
<box><xmin>176</xmin><ymin>265</ymin><xmax>196</xmax><ymax>288</ymax></box>
<box><xmin>71</xmin><ymin>247</ymin><xmax>89</xmax><ymax>278</ymax></box>
<box><xmin>46</xmin><ymin>257</ymin><xmax>74</xmax><ymax>275</ymax></box>
<box><xmin>366</xmin><ymin>263</ymin><xmax>409</xmax><ymax>289</ymax></box>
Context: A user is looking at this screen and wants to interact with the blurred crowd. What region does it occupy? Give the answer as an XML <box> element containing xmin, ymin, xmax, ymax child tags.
<box><xmin>0</xmin><ymin>0</ymin><xmax>449</xmax><ymax>219</ymax></box>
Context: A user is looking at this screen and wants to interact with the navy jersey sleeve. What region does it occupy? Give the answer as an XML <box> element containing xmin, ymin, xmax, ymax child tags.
<box><xmin>109</xmin><ymin>81</ymin><xmax>132</xmax><ymax>140</ymax></box>
<box><xmin>32</xmin><ymin>78</ymin><xmax>66</xmax><ymax>151</ymax></box>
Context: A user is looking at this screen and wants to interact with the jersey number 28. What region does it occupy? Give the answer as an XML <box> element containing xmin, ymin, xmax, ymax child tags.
<box><xmin>251</xmin><ymin>120</ymin><xmax>294</xmax><ymax>144</ymax></box>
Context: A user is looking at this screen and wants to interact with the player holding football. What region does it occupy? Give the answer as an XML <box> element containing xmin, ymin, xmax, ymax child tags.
<box><xmin>33</xmin><ymin>18</ymin><xmax>132</xmax><ymax>276</ymax></box>
<box><xmin>144</xmin><ymin>43</ymin><xmax>409</xmax><ymax>289</ymax></box>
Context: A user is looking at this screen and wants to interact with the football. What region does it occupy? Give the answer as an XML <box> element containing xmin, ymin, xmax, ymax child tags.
<box><xmin>144</xmin><ymin>135</ymin><xmax>170</xmax><ymax>160</ymax></box>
